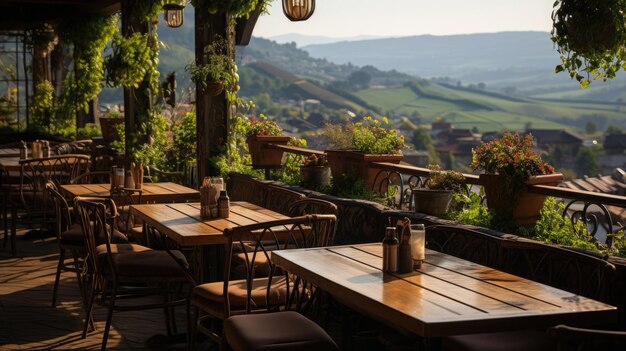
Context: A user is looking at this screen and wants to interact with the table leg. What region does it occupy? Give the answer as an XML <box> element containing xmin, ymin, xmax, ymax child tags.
<box><xmin>423</xmin><ymin>337</ymin><xmax>442</xmax><ymax>351</ymax></box>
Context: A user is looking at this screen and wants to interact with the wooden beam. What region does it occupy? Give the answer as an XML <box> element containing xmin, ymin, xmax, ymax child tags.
<box><xmin>195</xmin><ymin>6</ymin><xmax>230</xmax><ymax>181</ymax></box>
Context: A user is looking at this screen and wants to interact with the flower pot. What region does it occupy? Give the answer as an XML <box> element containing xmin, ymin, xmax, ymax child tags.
<box><xmin>202</xmin><ymin>81</ymin><xmax>224</xmax><ymax>96</ymax></box>
<box><xmin>246</xmin><ymin>135</ymin><xmax>291</xmax><ymax>167</ymax></box>
<box><xmin>300</xmin><ymin>165</ymin><xmax>331</xmax><ymax>188</ymax></box>
<box><xmin>325</xmin><ymin>150</ymin><xmax>403</xmax><ymax>189</ymax></box>
<box><xmin>480</xmin><ymin>173</ymin><xmax>563</xmax><ymax>226</ymax></box>
<box><xmin>413</xmin><ymin>189</ymin><xmax>453</xmax><ymax>216</ymax></box>
<box><xmin>99</xmin><ymin>117</ymin><xmax>124</xmax><ymax>143</ymax></box>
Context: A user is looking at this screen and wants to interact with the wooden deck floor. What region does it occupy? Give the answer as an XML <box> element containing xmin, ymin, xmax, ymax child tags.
<box><xmin>0</xmin><ymin>230</ymin><xmax>189</xmax><ymax>350</ymax></box>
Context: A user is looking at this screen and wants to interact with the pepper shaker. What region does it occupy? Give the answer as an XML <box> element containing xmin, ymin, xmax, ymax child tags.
<box><xmin>218</xmin><ymin>190</ymin><xmax>230</xmax><ymax>218</ymax></box>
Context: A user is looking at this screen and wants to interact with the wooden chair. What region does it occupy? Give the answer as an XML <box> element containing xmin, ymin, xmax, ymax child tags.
<box><xmin>548</xmin><ymin>324</ymin><xmax>626</xmax><ymax>350</ymax></box>
<box><xmin>75</xmin><ymin>197</ymin><xmax>190</xmax><ymax>351</ymax></box>
<box><xmin>265</xmin><ymin>185</ymin><xmax>306</xmax><ymax>216</ymax></box>
<box><xmin>189</xmin><ymin>214</ymin><xmax>337</xmax><ymax>349</ymax></box>
<box><xmin>227</xmin><ymin>172</ymin><xmax>269</xmax><ymax>207</ymax></box>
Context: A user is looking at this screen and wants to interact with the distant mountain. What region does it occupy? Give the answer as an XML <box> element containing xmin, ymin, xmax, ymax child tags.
<box><xmin>302</xmin><ymin>31</ymin><xmax>626</xmax><ymax>94</ymax></box>
<box><xmin>267</xmin><ymin>33</ymin><xmax>386</xmax><ymax>47</ymax></box>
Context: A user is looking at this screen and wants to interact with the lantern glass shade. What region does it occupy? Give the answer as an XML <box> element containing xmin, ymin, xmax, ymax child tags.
<box><xmin>164</xmin><ymin>8</ymin><xmax>184</xmax><ymax>27</ymax></box>
<box><xmin>282</xmin><ymin>0</ymin><xmax>315</xmax><ymax>21</ymax></box>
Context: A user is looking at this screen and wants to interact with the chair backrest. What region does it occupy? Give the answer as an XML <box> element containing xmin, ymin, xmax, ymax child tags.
<box><xmin>109</xmin><ymin>187</ymin><xmax>142</xmax><ymax>233</ymax></box>
<box><xmin>288</xmin><ymin>198</ymin><xmax>339</xmax><ymax>245</ymax></box>
<box><xmin>227</xmin><ymin>172</ymin><xmax>269</xmax><ymax>206</ymax></box>
<box><xmin>425</xmin><ymin>224</ymin><xmax>507</xmax><ymax>269</ymax></box>
<box><xmin>501</xmin><ymin>238</ymin><xmax>616</xmax><ymax>302</ymax></box>
<box><xmin>265</xmin><ymin>185</ymin><xmax>306</xmax><ymax>216</ymax></box>
<box><xmin>74</xmin><ymin>196</ymin><xmax>118</xmax><ymax>276</ymax></box>
<box><xmin>19</xmin><ymin>154</ymin><xmax>91</xmax><ymax>210</ymax></box>
<box><xmin>70</xmin><ymin>170</ymin><xmax>111</xmax><ymax>184</ymax></box>
<box><xmin>45</xmin><ymin>181</ymin><xmax>73</xmax><ymax>241</ymax></box>
<box><xmin>222</xmin><ymin>214</ymin><xmax>337</xmax><ymax>318</ymax></box>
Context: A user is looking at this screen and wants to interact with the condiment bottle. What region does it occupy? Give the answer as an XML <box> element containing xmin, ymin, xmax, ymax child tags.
<box><xmin>124</xmin><ymin>170</ymin><xmax>135</xmax><ymax>189</ymax></box>
<box><xmin>19</xmin><ymin>141</ymin><xmax>27</xmax><ymax>159</ymax></box>
<box><xmin>382</xmin><ymin>227</ymin><xmax>399</xmax><ymax>273</ymax></box>
<box><xmin>410</xmin><ymin>224</ymin><xmax>426</xmax><ymax>269</ymax></box>
<box><xmin>42</xmin><ymin>141</ymin><xmax>50</xmax><ymax>158</ymax></box>
<box><xmin>218</xmin><ymin>190</ymin><xmax>230</xmax><ymax>218</ymax></box>
<box><xmin>115</xmin><ymin>167</ymin><xmax>125</xmax><ymax>188</ymax></box>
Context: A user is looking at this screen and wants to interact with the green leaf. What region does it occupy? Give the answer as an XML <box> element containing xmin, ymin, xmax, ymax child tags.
<box><xmin>555</xmin><ymin>65</ymin><xmax>564</xmax><ymax>73</ymax></box>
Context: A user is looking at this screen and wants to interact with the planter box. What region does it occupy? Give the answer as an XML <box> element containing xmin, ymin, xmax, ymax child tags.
<box><xmin>325</xmin><ymin>150</ymin><xmax>403</xmax><ymax>189</ymax></box>
<box><xmin>480</xmin><ymin>173</ymin><xmax>563</xmax><ymax>226</ymax></box>
<box><xmin>246</xmin><ymin>135</ymin><xmax>291</xmax><ymax>167</ymax></box>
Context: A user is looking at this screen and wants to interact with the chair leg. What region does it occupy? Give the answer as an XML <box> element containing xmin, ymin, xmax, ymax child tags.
<box><xmin>82</xmin><ymin>277</ymin><xmax>97</xmax><ymax>338</ymax></box>
<box><xmin>163</xmin><ymin>291</ymin><xmax>173</xmax><ymax>336</ymax></box>
<box><xmin>51</xmin><ymin>249</ymin><xmax>66</xmax><ymax>306</ymax></box>
<box><xmin>72</xmin><ymin>254</ymin><xmax>95</xmax><ymax>332</ymax></box>
<box><xmin>10</xmin><ymin>206</ymin><xmax>16</xmax><ymax>256</ymax></box>
<box><xmin>101</xmin><ymin>282</ymin><xmax>117</xmax><ymax>351</ymax></box>
<box><xmin>188</xmin><ymin>305</ymin><xmax>199</xmax><ymax>351</ymax></box>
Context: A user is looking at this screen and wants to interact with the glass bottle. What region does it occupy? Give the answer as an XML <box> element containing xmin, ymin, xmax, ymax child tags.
<box><xmin>382</xmin><ymin>227</ymin><xmax>399</xmax><ymax>273</ymax></box>
<box><xmin>218</xmin><ymin>190</ymin><xmax>230</xmax><ymax>218</ymax></box>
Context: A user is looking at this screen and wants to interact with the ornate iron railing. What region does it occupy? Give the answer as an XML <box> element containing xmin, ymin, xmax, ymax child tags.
<box><xmin>264</xmin><ymin>144</ymin><xmax>626</xmax><ymax>248</ymax></box>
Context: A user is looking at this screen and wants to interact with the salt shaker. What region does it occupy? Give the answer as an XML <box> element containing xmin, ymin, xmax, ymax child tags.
<box><xmin>218</xmin><ymin>190</ymin><xmax>230</xmax><ymax>218</ymax></box>
<box><xmin>410</xmin><ymin>224</ymin><xmax>426</xmax><ymax>269</ymax></box>
<box><xmin>382</xmin><ymin>227</ymin><xmax>399</xmax><ymax>273</ymax></box>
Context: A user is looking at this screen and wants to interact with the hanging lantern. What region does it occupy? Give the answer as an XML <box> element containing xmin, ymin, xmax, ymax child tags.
<box><xmin>163</xmin><ymin>0</ymin><xmax>186</xmax><ymax>28</ymax></box>
<box><xmin>282</xmin><ymin>0</ymin><xmax>316</xmax><ymax>21</ymax></box>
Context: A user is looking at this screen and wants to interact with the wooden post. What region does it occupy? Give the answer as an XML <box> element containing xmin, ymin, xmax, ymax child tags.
<box><xmin>120</xmin><ymin>0</ymin><xmax>151</xmax><ymax>163</ymax></box>
<box><xmin>195</xmin><ymin>5</ymin><xmax>231</xmax><ymax>182</ymax></box>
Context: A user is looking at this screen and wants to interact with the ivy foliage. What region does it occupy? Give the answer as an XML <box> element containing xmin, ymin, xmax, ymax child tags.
<box><xmin>191</xmin><ymin>0</ymin><xmax>263</xmax><ymax>18</ymax></box>
<box><xmin>58</xmin><ymin>14</ymin><xmax>118</xmax><ymax>112</ymax></box>
<box><xmin>552</xmin><ymin>0</ymin><xmax>626</xmax><ymax>88</ymax></box>
<box><xmin>105</xmin><ymin>32</ymin><xmax>160</xmax><ymax>91</ymax></box>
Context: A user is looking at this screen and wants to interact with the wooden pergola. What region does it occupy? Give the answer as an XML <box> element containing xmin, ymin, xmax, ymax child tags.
<box><xmin>0</xmin><ymin>0</ymin><xmax>233</xmax><ymax>182</ymax></box>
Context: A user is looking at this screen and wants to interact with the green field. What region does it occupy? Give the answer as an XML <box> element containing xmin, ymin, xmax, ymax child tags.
<box><xmin>353</xmin><ymin>84</ymin><xmax>625</xmax><ymax>132</ymax></box>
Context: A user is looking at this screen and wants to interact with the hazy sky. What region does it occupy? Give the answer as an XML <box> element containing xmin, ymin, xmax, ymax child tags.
<box><xmin>254</xmin><ymin>0</ymin><xmax>555</xmax><ymax>38</ymax></box>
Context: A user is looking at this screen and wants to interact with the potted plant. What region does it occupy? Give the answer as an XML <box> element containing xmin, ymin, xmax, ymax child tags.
<box><xmin>471</xmin><ymin>132</ymin><xmax>563</xmax><ymax>226</ymax></box>
<box><xmin>413</xmin><ymin>164</ymin><xmax>464</xmax><ymax>216</ymax></box>
<box><xmin>324</xmin><ymin>116</ymin><xmax>404</xmax><ymax>188</ymax></box>
<box><xmin>300</xmin><ymin>154</ymin><xmax>331</xmax><ymax>188</ymax></box>
<box><xmin>245</xmin><ymin>114</ymin><xmax>291</xmax><ymax>167</ymax></box>
<box><xmin>187</xmin><ymin>36</ymin><xmax>238</xmax><ymax>97</ymax></box>
<box><xmin>99</xmin><ymin>111</ymin><xmax>124</xmax><ymax>143</ymax></box>
<box><xmin>551</xmin><ymin>0</ymin><xmax>626</xmax><ymax>88</ymax></box>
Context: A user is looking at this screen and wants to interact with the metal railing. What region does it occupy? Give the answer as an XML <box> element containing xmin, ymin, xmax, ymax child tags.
<box><xmin>266</xmin><ymin>144</ymin><xmax>626</xmax><ymax>248</ymax></box>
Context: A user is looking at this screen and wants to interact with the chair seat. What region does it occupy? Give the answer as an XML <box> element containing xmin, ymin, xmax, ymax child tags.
<box><xmin>60</xmin><ymin>223</ymin><xmax>128</xmax><ymax>245</ymax></box>
<box><xmin>223</xmin><ymin>311</ymin><xmax>338</xmax><ymax>351</ymax></box>
<box><xmin>193</xmin><ymin>276</ymin><xmax>288</xmax><ymax>319</ymax></box>
<box><xmin>96</xmin><ymin>243</ymin><xmax>188</xmax><ymax>281</ymax></box>
<box><xmin>443</xmin><ymin>330</ymin><xmax>555</xmax><ymax>351</ymax></box>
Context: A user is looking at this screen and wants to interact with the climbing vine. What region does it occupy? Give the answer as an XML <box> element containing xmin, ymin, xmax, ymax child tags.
<box><xmin>58</xmin><ymin>14</ymin><xmax>118</xmax><ymax>112</ymax></box>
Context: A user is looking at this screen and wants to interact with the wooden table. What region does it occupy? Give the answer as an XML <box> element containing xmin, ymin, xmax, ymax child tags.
<box><xmin>273</xmin><ymin>243</ymin><xmax>618</xmax><ymax>340</ymax></box>
<box><xmin>130</xmin><ymin>201</ymin><xmax>289</xmax><ymax>246</ymax></box>
<box><xmin>61</xmin><ymin>182</ymin><xmax>199</xmax><ymax>203</ymax></box>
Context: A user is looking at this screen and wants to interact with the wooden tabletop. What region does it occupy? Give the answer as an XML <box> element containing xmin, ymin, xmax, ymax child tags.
<box><xmin>130</xmin><ymin>201</ymin><xmax>289</xmax><ymax>246</ymax></box>
<box><xmin>272</xmin><ymin>243</ymin><xmax>618</xmax><ymax>338</ymax></box>
<box><xmin>61</xmin><ymin>182</ymin><xmax>199</xmax><ymax>203</ymax></box>
<box><xmin>0</xmin><ymin>148</ymin><xmax>20</xmax><ymax>158</ymax></box>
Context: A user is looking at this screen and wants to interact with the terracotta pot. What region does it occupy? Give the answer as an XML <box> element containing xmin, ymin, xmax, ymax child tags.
<box><xmin>325</xmin><ymin>150</ymin><xmax>403</xmax><ymax>189</ymax></box>
<box><xmin>246</xmin><ymin>135</ymin><xmax>291</xmax><ymax>167</ymax></box>
<box><xmin>99</xmin><ymin>117</ymin><xmax>124</xmax><ymax>143</ymax></box>
<box><xmin>300</xmin><ymin>165</ymin><xmax>331</xmax><ymax>188</ymax></box>
<box><xmin>202</xmin><ymin>81</ymin><xmax>224</xmax><ymax>96</ymax></box>
<box><xmin>413</xmin><ymin>189</ymin><xmax>453</xmax><ymax>216</ymax></box>
<box><xmin>480</xmin><ymin>173</ymin><xmax>563</xmax><ymax>226</ymax></box>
